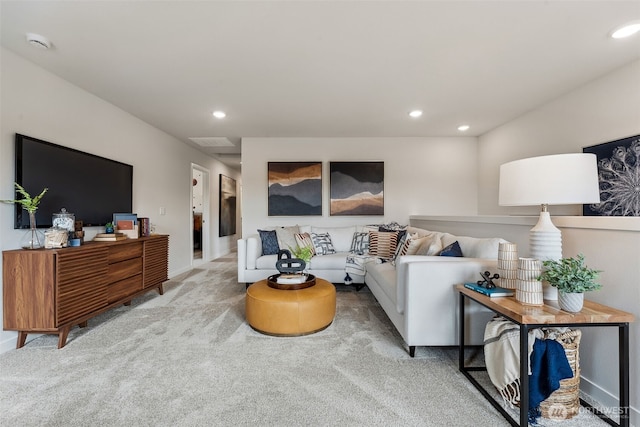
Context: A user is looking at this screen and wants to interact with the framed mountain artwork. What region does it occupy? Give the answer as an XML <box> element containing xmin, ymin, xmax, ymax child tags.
<box><xmin>330</xmin><ymin>161</ymin><xmax>384</xmax><ymax>216</ymax></box>
<box><xmin>268</xmin><ymin>162</ymin><xmax>322</xmax><ymax>216</ymax></box>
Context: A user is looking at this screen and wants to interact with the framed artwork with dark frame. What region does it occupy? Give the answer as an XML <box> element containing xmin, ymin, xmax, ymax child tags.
<box><xmin>583</xmin><ymin>134</ymin><xmax>639</xmax><ymax>216</ymax></box>
<box><xmin>219</xmin><ymin>174</ymin><xmax>237</xmax><ymax>236</ymax></box>
<box><xmin>330</xmin><ymin>161</ymin><xmax>384</xmax><ymax>216</ymax></box>
<box><xmin>268</xmin><ymin>162</ymin><xmax>322</xmax><ymax>216</ymax></box>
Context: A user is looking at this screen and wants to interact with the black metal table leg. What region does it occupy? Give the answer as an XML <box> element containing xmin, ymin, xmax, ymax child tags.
<box><xmin>619</xmin><ymin>323</ymin><xmax>630</xmax><ymax>427</ymax></box>
<box><xmin>459</xmin><ymin>292</ymin><xmax>465</xmax><ymax>371</ymax></box>
<box><xmin>519</xmin><ymin>324</ymin><xmax>529</xmax><ymax>427</ymax></box>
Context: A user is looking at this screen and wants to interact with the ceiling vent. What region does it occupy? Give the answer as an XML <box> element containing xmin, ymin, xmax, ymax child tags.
<box><xmin>188</xmin><ymin>137</ymin><xmax>234</xmax><ymax>147</ymax></box>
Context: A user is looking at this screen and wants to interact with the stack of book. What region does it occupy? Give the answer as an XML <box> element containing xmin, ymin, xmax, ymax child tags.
<box><xmin>276</xmin><ymin>274</ymin><xmax>308</xmax><ymax>285</ymax></box>
<box><xmin>464</xmin><ymin>282</ymin><xmax>514</xmax><ymax>298</ymax></box>
<box><xmin>93</xmin><ymin>232</ymin><xmax>127</xmax><ymax>242</ymax></box>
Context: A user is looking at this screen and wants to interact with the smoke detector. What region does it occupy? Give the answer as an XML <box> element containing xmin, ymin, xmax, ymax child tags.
<box><xmin>26</xmin><ymin>33</ymin><xmax>51</xmax><ymax>50</ymax></box>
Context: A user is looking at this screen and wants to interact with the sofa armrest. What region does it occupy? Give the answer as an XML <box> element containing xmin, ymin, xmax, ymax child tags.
<box><xmin>395</xmin><ymin>256</ymin><xmax>498</xmax><ymax>315</ymax></box>
<box><xmin>245</xmin><ymin>234</ymin><xmax>261</xmax><ymax>270</ymax></box>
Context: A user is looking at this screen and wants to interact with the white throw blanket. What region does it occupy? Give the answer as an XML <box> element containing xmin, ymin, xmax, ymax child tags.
<box><xmin>484</xmin><ymin>316</ymin><xmax>543</xmax><ymax>407</ymax></box>
<box><xmin>345</xmin><ymin>253</ymin><xmax>377</xmax><ymax>276</ymax></box>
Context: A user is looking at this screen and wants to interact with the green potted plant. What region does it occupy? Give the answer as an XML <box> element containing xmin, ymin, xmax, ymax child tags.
<box><xmin>288</xmin><ymin>245</ymin><xmax>313</xmax><ymax>264</ymax></box>
<box><xmin>1</xmin><ymin>182</ymin><xmax>48</xmax><ymax>249</ymax></box>
<box><xmin>104</xmin><ymin>222</ymin><xmax>115</xmax><ymax>234</ymax></box>
<box><xmin>537</xmin><ymin>254</ymin><xmax>602</xmax><ymax>312</ymax></box>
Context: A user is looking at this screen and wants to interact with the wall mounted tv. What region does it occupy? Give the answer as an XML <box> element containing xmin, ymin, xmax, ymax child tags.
<box><xmin>14</xmin><ymin>134</ymin><xmax>133</xmax><ymax>229</ymax></box>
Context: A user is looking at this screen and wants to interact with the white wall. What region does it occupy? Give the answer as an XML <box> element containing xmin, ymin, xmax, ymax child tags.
<box><xmin>478</xmin><ymin>59</ymin><xmax>640</xmax><ymax>216</ymax></box>
<box><xmin>241</xmin><ymin>137</ymin><xmax>479</xmax><ymax>237</ymax></box>
<box><xmin>475</xmin><ymin>59</ymin><xmax>640</xmax><ymax>425</ymax></box>
<box><xmin>0</xmin><ymin>47</ymin><xmax>241</xmax><ymax>352</ymax></box>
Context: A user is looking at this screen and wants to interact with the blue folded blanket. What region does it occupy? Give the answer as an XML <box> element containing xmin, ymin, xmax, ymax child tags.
<box><xmin>528</xmin><ymin>338</ymin><xmax>574</xmax><ymax>424</ymax></box>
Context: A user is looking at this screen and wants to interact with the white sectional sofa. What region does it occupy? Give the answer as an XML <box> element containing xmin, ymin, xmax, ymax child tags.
<box><xmin>238</xmin><ymin>224</ymin><xmax>505</xmax><ymax>356</ymax></box>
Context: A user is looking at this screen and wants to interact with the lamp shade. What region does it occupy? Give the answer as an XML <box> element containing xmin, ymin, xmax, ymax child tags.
<box><xmin>499</xmin><ymin>153</ymin><xmax>601</xmax><ymax>206</ymax></box>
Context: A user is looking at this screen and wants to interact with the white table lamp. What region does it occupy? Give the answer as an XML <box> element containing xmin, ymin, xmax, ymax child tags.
<box><xmin>499</xmin><ymin>153</ymin><xmax>600</xmax><ymax>300</ymax></box>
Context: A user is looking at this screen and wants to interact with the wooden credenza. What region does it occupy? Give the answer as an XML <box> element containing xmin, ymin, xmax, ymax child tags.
<box><xmin>3</xmin><ymin>235</ymin><xmax>169</xmax><ymax>349</ymax></box>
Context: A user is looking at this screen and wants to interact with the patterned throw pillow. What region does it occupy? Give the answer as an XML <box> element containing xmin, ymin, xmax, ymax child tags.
<box><xmin>257</xmin><ymin>229</ymin><xmax>280</xmax><ymax>255</ymax></box>
<box><xmin>350</xmin><ymin>232</ymin><xmax>369</xmax><ymax>255</ymax></box>
<box><xmin>439</xmin><ymin>240</ymin><xmax>463</xmax><ymax>257</ymax></box>
<box><xmin>396</xmin><ymin>233</ymin><xmax>425</xmax><ymax>257</ymax></box>
<box><xmin>368</xmin><ymin>231</ymin><xmax>399</xmax><ymax>259</ymax></box>
<box><xmin>310</xmin><ymin>232</ymin><xmax>336</xmax><ymax>256</ymax></box>
<box><xmin>294</xmin><ymin>232</ymin><xmax>316</xmax><ymax>255</ymax></box>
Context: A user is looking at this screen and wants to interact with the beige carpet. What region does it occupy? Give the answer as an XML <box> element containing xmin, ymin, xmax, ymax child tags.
<box><xmin>0</xmin><ymin>255</ymin><xmax>610</xmax><ymax>426</ymax></box>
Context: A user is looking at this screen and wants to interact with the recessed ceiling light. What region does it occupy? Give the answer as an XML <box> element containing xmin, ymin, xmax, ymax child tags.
<box><xmin>409</xmin><ymin>110</ymin><xmax>423</xmax><ymax>118</ymax></box>
<box><xmin>212</xmin><ymin>111</ymin><xmax>226</xmax><ymax>119</ymax></box>
<box><xmin>458</xmin><ymin>125</ymin><xmax>470</xmax><ymax>132</ymax></box>
<box><xmin>26</xmin><ymin>33</ymin><xmax>51</xmax><ymax>50</ymax></box>
<box><xmin>611</xmin><ymin>21</ymin><xmax>640</xmax><ymax>39</ymax></box>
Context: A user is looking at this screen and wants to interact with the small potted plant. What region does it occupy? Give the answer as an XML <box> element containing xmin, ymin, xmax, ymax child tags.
<box><xmin>1</xmin><ymin>183</ymin><xmax>48</xmax><ymax>249</ymax></box>
<box><xmin>104</xmin><ymin>222</ymin><xmax>115</xmax><ymax>234</ymax></box>
<box><xmin>288</xmin><ymin>245</ymin><xmax>313</xmax><ymax>264</ymax></box>
<box><xmin>537</xmin><ymin>254</ymin><xmax>602</xmax><ymax>312</ymax></box>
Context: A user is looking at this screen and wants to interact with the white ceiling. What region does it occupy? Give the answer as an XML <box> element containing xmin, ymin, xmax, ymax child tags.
<box><xmin>2</xmin><ymin>1</ymin><xmax>640</xmax><ymax>169</ymax></box>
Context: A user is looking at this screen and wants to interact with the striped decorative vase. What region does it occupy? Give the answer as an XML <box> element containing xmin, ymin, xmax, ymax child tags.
<box><xmin>558</xmin><ymin>291</ymin><xmax>584</xmax><ymax>313</ymax></box>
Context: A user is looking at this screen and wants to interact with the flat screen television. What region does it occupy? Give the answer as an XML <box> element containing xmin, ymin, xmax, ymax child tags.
<box><xmin>14</xmin><ymin>134</ymin><xmax>133</xmax><ymax>229</ymax></box>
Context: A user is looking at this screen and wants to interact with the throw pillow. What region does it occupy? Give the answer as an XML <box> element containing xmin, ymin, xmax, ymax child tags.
<box><xmin>415</xmin><ymin>234</ymin><xmax>443</xmax><ymax>256</ymax></box>
<box><xmin>257</xmin><ymin>229</ymin><xmax>280</xmax><ymax>255</ymax></box>
<box><xmin>350</xmin><ymin>232</ymin><xmax>369</xmax><ymax>255</ymax></box>
<box><xmin>368</xmin><ymin>231</ymin><xmax>399</xmax><ymax>259</ymax></box>
<box><xmin>294</xmin><ymin>232</ymin><xmax>316</xmax><ymax>255</ymax></box>
<box><xmin>275</xmin><ymin>225</ymin><xmax>300</xmax><ymax>251</ymax></box>
<box><xmin>310</xmin><ymin>232</ymin><xmax>336</xmax><ymax>256</ymax></box>
<box><xmin>393</xmin><ymin>231</ymin><xmax>417</xmax><ymax>259</ymax></box>
<box><xmin>439</xmin><ymin>240</ymin><xmax>463</xmax><ymax>257</ymax></box>
<box><xmin>398</xmin><ymin>233</ymin><xmax>427</xmax><ymax>256</ymax></box>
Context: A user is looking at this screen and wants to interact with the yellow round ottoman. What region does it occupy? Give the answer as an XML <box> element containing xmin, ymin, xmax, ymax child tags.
<box><xmin>245</xmin><ymin>278</ymin><xmax>336</xmax><ymax>336</ymax></box>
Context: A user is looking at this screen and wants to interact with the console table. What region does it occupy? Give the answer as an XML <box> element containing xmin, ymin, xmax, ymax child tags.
<box><xmin>3</xmin><ymin>235</ymin><xmax>169</xmax><ymax>349</ymax></box>
<box><xmin>456</xmin><ymin>284</ymin><xmax>634</xmax><ymax>427</ymax></box>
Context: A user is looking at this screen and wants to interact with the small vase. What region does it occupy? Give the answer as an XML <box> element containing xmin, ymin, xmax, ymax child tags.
<box><xmin>21</xmin><ymin>212</ymin><xmax>45</xmax><ymax>250</ymax></box>
<box><xmin>558</xmin><ymin>291</ymin><xmax>584</xmax><ymax>312</ymax></box>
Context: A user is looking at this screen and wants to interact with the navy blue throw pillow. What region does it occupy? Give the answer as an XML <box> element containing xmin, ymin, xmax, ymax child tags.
<box><xmin>258</xmin><ymin>229</ymin><xmax>280</xmax><ymax>255</ymax></box>
<box><xmin>439</xmin><ymin>241</ymin><xmax>463</xmax><ymax>257</ymax></box>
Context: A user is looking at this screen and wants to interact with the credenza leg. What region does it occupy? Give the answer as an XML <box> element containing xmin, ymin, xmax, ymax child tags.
<box><xmin>57</xmin><ymin>327</ymin><xmax>71</xmax><ymax>349</ymax></box>
<box><xmin>16</xmin><ymin>331</ymin><xmax>27</xmax><ymax>349</ymax></box>
<box><xmin>79</xmin><ymin>321</ymin><xmax>88</xmax><ymax>328</ymax></box>
<box><xmin>157</xmin><ymin>284</ymin><xmax>164</xmax><ymax>295</ymax></box>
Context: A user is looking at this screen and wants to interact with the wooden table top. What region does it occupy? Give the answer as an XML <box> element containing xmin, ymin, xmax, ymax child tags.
<box><xmin>456</xmin><ymin>284</ymin><xmax>635</xmax><ymax>325</ymax></box>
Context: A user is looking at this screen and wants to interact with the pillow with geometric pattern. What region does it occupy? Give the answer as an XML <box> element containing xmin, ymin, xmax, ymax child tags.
<box><xmin>310</xmin><ymin>232</ymin><xmax>336</xmax><ymax>256</ymax></box>
<box><xmin>350</xmin><ymin>232</ymin><xmax>369</xmax><ymax>255</ymax></box>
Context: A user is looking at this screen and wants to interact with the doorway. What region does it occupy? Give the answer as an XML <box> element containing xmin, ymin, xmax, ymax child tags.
<box><xmin>191</xmin><ymin>164</ymin><xmax>210</xmax><ymax>264</ymax></box>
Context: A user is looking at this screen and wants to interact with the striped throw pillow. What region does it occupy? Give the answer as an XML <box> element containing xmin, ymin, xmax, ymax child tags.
<box><xmin>294</xmin><ymin>232</ymin><xmax>316</xmax><ymax>255</ymax></box>
<box><xmin>368</xmin><ymin>231</ymin><xmax>398</xmax><ymax>259</ymax></box>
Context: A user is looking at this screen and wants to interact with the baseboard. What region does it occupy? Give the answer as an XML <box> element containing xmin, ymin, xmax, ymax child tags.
<box><xmin>0</xmin><ymin>335</ymin><xmax>17</xmax><ymax>354</ymax></box>
<box><xmin>580</xmin><ymin>374</ymin><xmax>639</xmax><ymax>426</ymax></box>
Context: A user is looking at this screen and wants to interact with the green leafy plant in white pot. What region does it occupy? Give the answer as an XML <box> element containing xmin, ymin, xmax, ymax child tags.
<box><xmin>1</xmin><ymin>183</ymin><xmax>48</xmax><ymax>249</ymax></box>
<box><xmin>537</xmin><ymin>254</ymin><xmax>602</xmax><ymax>312</ymax></box>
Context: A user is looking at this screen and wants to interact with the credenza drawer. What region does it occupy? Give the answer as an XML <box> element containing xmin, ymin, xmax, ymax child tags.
<box><xmin>108</xmin><ymin>242</ymin><xmax>143</xmax><ymax>264</ymax></box>
<box><xmin>107</xmin><ymin>257</ymin><xmax>143</xmax><ymax>284</ymax></box>
<box><xmin>108</xmin><ymin>274</ymin><xmax>143</xmax><ymax>303</ymax></box>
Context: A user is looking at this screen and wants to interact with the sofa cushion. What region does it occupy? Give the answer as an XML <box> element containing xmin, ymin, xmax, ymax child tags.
<box><xmin>275</xmin><ymin>226</ymin><xmax>300</xmax><ymax>251</ymax></box>
<box><xmin>311</xmin><ymin>226</ymin><xmax>356</xmax><ymax>252</ymax></box>
<box><xmin>350</xmin><ymin>232</ymin><xmax>369</xmax><ymax>255</ymax></box>
<box><xmin>398</xmin><ymin>233</ymin><xmax>429</xmax><ymax>256</ymax></box>
<box><xmin>439</xmin><ymin>241</ymin><xmax>464</xmax><ymax>257</ymax></box>
<box><xmin>258</xmin><ymin>229</ymin><xmax>280</xmax><ymax>255</ymax></box>
<box><xmin>441</xmin><ymin>233</ymin><xmax>503</xmax><ymax>259</ymax></box>
<box><xmin>256</xmin><ymin>254</ymin><xmax>279</xmax><ymax>269</ymax></box>
<box><xmin>295</xmin><ymin>232</ymin><xmax>316</xmax><ymax>255</ymax></box>
<box><xmin>365</xmin><ymin>261</ymin><xmax>397</xmax><ymax>303</ymax></box>
<box><xmin>369</xmin><ymin>231</ymin><xmax>399</xmax><ymax>259</ymax></box>
<box><xmin>310</xmin><ymin>232</ymin><xmax>336</xmax><ymax>255</ymax></box>
<box><xmin>307</xmin><ymin>252</ymin><xmax>348</xmax><ymax>270</ymax></box>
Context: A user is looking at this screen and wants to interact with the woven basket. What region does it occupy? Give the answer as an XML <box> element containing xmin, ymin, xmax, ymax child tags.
<box><xmin>540</xmin><ymin>329</ymin><xmax>582</xmax><ymax>420</ymax></box>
